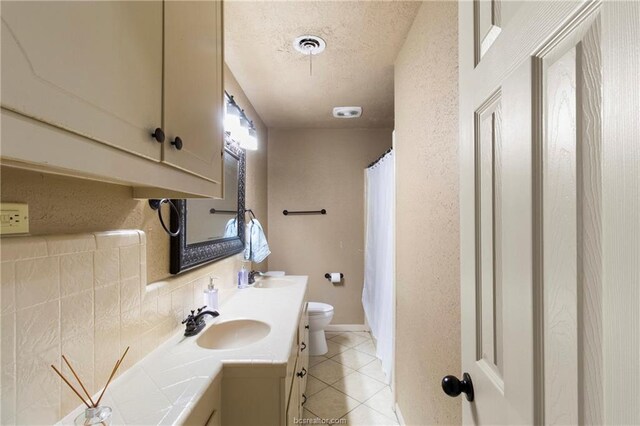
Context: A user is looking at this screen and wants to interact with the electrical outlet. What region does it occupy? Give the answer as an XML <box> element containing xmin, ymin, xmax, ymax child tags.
<box><xmin>0</xmin><ymin>203</ymin><xmax>29</xmax><ymax>235</ymax></box>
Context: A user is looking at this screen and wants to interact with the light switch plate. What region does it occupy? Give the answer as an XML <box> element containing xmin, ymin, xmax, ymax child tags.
<box><xmin>0</xmin><ymin>203</ymin><xmax>29</xmax><ymax>235</ymax></box>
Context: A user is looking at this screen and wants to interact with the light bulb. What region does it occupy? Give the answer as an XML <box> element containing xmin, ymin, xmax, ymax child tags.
<box><xmin>224</xmin><ymin>103</ymin><xmax>244</xmax><ymax>140</ymax></box>
<box><xmin>242</xmin><ymin>127</ymin><xmax>259</xmax><ymax>150</ymax></box>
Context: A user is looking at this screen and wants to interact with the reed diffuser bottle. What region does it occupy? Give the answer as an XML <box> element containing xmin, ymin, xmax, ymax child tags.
<box><xmin>52</xmin><ymin>348</ymin><xmax>129</xmax><ymax>425</ymax></box>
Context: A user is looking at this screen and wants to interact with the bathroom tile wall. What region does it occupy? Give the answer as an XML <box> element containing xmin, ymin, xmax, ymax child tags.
<box><xmin>0</xmin><ymin>230</ymin><xmax>243</xmax><ymax>425</ymax></box>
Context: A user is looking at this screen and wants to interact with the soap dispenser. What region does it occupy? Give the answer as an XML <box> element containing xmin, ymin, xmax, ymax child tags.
<box><xmin>238</xmin><ymin>262</ymin><xmax>249</xmax><ymax>289</ymax></box>
<box><xmin>204</xmin><ymin>276</ymin><xmax>219</xmax><ymax>310</ymax></box>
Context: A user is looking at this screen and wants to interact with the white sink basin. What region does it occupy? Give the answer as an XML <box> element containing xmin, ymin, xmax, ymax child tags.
<box><xmin>253</xmin><ymin>278</ymin><xmax>296</xmax><ymax>289</ymax></box>
<box><xmin>196</xmin><ymin>319</ymin><xmax>270</xmax><ymax>350</ymax></box>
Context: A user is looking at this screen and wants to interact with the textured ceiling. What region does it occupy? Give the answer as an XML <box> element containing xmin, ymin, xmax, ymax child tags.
<box><xmin>224</xmin><ymin>1</ymin><xmax>421</xmax><ymax>128</ymax></box>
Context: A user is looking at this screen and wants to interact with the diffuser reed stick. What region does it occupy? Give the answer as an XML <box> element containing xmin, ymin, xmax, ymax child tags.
<box><xmin>51</xmin><ymin>364</ymin><xmax>91</xmax><ymax>409</ymax></box>
<box><xmin>52</xmin><ymin>345</ymin><xmax>130</xmax><ymax>416</ymax></box>
<box><xmin>62</xmin><ymin>355</ymin><xmax>96</xmax><ymax>407</ymax></box>
<box><xmin>94</xmin><ymin>346</ymin><xmax>129</xmax><ymax>407</ymax></box>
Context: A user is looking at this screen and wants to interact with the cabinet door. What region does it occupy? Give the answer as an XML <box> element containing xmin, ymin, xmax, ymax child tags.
<box><xmin>163</xmin><ymin>0</ymin><xmax>224</xmax><ymax>184</ymax></box>
<box><xmin>299</xmin><ymin>308</ymin><xmax>310</xmax><ymax>394</ymax></box>
<box><xmin>1</xmin><ymin>1</ymin><xmax>163</xmax><ymax>161</ymax></box>
<box><xmin>286</xmin><ymin>357</ymin><xmax>301</xmax><ymax>426</ymax></box>
<box><xmin>297</xmin><ymin>367</ymin><xmax>306</xmax><ymax>420</ymax></box>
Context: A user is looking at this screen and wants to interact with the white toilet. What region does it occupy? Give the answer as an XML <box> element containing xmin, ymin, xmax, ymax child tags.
<box><xmin>307</xmin><ymin>302</ymin><xmax>334</xmax><ymax>356</ymax></box>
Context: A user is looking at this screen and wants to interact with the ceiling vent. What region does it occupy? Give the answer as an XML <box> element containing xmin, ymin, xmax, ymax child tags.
<box><xmin>293</xmin><ymin>35</ymin><xmax>326</xmax><ymax>55</ymax></box>
<box><xmin>333</xmin><ymin>107</ymin><xmax>362</xmax><ymax>119</ymax></box>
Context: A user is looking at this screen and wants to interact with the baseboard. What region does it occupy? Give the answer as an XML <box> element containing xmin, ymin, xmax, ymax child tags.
<box><xmin>325</xmin><ymin>324</ymin><xmax>369</xmax><ymax>332</ymax></box>
<box><xmin>394</xmin><ymin>403</ymin><xmax>406</xmax><ymax>426</ymax></box>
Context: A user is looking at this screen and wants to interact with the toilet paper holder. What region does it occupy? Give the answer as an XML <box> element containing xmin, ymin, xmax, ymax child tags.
<box><xmin>324</xmin><ymin>273</ymin><xmax>344</xmax><ymax>281</ymax></box>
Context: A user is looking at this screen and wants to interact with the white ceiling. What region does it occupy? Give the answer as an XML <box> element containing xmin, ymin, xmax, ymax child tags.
<box><xmin>224</xmin><ymin>1</ymin><xmax>421</xmax><ymax>129</ymax></box>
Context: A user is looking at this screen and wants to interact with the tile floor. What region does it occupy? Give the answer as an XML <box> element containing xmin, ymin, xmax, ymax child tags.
<box><xmin>303</xmin><ymin>331</ymin><xmax>398</xmax><ymax>425</ymax></box>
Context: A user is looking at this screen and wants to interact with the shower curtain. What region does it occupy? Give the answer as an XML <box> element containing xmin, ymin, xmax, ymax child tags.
<box><xmin>362</xmin><ymin>148</ymin><xmax>395</xmax><ymax>384</ymax></box>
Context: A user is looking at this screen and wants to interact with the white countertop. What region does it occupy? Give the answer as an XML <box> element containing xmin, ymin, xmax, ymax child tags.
<box><xmin>60</xmin><ymin>275</ymin><xmax>308</xmax><ymax>425</ymax></box>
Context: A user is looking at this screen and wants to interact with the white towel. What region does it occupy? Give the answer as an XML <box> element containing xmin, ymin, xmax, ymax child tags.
<box><xmin>244</xmin><ymin>219</ymin><xmax>270</xmax><ymax>263</ymax></box>
<box><xmin>223</xmin><ymin>218</ymin><xmax>238</xmax><ymax>238</ymax></box>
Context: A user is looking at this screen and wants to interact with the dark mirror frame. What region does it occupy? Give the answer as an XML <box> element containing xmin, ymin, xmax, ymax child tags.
<box><xmin>169</xmin><ymin>139</ymin><xmax>246</xmax><ymax>274</ymax></box>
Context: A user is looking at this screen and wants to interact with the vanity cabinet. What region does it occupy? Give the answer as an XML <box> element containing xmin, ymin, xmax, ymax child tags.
<box><xmin>287</xmin><ymin>303</ymin><xmax>310</xmax><ymax>425</ymax></box>
<box><xmin>222</xmin><ymin>302</ymin><xmax>309</xmax><ymax>425</ymax></box>
<box><xmin>186</xmin><ymin>373</ymin><xmax>222</xmax><ymax>426</ymax></box>
<box><xmin>0</xmin><ymin>0</ymin><xmax>224</xmax><ymax>198</ymax></box>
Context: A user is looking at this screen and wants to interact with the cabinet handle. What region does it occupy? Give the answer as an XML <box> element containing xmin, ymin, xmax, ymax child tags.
<box><xmin>300</xmin><ymin>342</ymin><xmax>307</xmax><ymax>352</ymax></box>
<box><xmin>302</xmin><ymin>394</ymin><xmax>307</xmax><ymax>406</ymax></box>
<box><xmin>151</xmin><ymin>128</ymin><xmax>165</xmax><ymax>143</ymax></box>
<box><xmin>171</xmin><ymin>136</ymin><xmax>183</xmax><ymax>150</ymax></box>
<box><xmin>305</xmin><ymin>325</ymin><xmax>309</xmax><ymax>330</ymax></box>
<box><xmin>296</xmin><ymin>367</ymin><xmax>307</xmax><ymax>378</ymax></box>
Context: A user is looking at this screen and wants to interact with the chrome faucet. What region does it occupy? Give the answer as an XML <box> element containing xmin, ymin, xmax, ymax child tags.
<box><xmin>182</xmin><ymin>306</ymin><xmax>219</xmax><ymax>336</ymax></box>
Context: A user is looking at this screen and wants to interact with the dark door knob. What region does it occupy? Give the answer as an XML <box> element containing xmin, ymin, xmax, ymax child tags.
<box><xmin>151</xmin><ymin>128</ymin><xmax>165</xmax><ymax>143</ymax></box>
<box><xmin>171</xmin><ymin>136</ymin><xmax>183</xmax><ymax>150</ymax></box>
<box><xmin>442</xmin><ymin>373</ymin><xmax>474</xmax><ymax>402</ymax></box>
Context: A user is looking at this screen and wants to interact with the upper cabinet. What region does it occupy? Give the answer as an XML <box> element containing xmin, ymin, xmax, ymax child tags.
<box><xmin>1</xmin><ymin>1</ymin><xmax>163</xmax><ymax>161</ymax></box>
<box><xmin>163</xmin><ymin>1</ymin><xmax>224</xmax><ymax>184</ymax></box>
<box><xmin>0</xmin><ymin>0</ymin><xmax>224</xmax><ymax>198</ymax></box>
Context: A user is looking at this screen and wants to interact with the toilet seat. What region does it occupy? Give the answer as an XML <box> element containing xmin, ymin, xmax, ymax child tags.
<box><xmin>308</xmin><ymin>302</ymin><xmax>334</xmax><ymax>316</ymax></box>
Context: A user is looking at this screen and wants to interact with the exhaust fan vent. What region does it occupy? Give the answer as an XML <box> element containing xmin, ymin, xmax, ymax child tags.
<box><xmin>333</xmin><ymin>107</ymin><xmax>362</xmax><ymax>119</ymax></box>
<box><xmin>294</xmin><ymin>35</ymin><xmax>326</xmax><ymax>55</ymax></box>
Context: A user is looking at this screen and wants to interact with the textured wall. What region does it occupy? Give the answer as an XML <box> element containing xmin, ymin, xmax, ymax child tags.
<box><xmin>0</xmin><ymin>64</ymin><xmax>268</xmax><ymax>283</ymax></box>
<box><xmin>267</xmin><ymin>128</ymin><xmax>391</xmax><ymax>324</ymax></box>
<box><xmin>224</xmin><ymin>64</ymin><xmax>269</xmax><ymax>270</ymax></box>
<box><xmin>394</xmin><ymin>2</ymin><xmax>460</xmax><ymax>424</ymax></box>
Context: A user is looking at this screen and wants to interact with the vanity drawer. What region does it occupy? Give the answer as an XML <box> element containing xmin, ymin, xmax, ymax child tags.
<box><xmin>284</xmin><ymin>302</ymin><xmax>308</xmax><ymax>410</ymax></box>
<box><xmin>299</xmin><ymin>322</ymin><xmax>310</xmax><ymax>395</ymax></box>
<box><xmin>286</xmin><ymin>355</ymin><xmax>302</xmax><ymax>426</ymax></box>
<box><xmin>298</xmin><ymin>302</ymin><xmax>309</xmax><ymax>345</ymax></box>
<box><xmin>284</xmin><ymin>334</ymin><xmax>298</xmax><ymax>407</ymax></box>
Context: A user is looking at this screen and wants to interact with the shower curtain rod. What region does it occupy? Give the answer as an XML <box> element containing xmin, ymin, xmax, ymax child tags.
<box><xmin>367</xmin><ymin>147</ymin><xmax>393</xmax><ymax>169</ymax></box>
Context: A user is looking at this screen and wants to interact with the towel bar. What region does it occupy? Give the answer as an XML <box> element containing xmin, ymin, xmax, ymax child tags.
<box><xmin>283</xmin><ymin>209</ymin><xmax>326</xmax><ymax>216</ymax></box>
<box><xmin>209</xmin><ymin>208</ymin><xmax>236</xmax><ymax>214</ymax></box>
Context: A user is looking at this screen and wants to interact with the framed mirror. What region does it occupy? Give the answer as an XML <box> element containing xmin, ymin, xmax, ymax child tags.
<box><xmin>169</xmin><ymin>139</ymin><xmax>245</xmax><ymax>274</ymax></box>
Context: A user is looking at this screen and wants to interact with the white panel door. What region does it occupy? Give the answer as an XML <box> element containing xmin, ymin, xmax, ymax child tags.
<box><xmin>459</xmin><ymin>1</ymin><xmax>639</xmax><ymax>424</ymax></box>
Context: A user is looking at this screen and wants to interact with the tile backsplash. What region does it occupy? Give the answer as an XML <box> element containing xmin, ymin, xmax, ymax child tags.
<box><xmin>0</xmin><ymin>230</ymin><xmax>243</xmax><ymax>425</ymax></box>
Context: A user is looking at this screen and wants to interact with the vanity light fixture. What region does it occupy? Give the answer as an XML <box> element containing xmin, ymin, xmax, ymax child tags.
<box><xmin>332</xmin><ymin>106</ymin><xmax>362</xmax><ymax>118</ymax></box>
<box><xmin>224</xmin><ymin>91</ymin><xmax>259</xmax><ymax>150</ymax></box>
